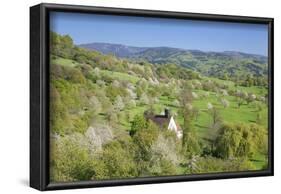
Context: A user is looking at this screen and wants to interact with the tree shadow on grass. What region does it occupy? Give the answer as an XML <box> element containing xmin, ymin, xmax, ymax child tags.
<box><xmin>248</xmin><ymin>120</ymin><xmax>257</xmax><ymax>123</ymax></box>
<box><xmin>195</xmin><ymin>124</ymin><xmax>208</xmax><ymax>129</ymax></box>
<box><xmin>164</xmin><ymin>103</ymin><xmax>179</xmax><ymax>108</ymax></box>
<box><xmin>250</xmin><ymin>110</ymin><xmax>260</xmax><ymax>113</ymax></box>
<box><xmin>202</xmin><ymin>137</ymin><xmax>214</xmax><ymax>143</ymax></box>
<box><xmin>250</xmin><ymin>158</ymin><xmax>263</xmax><ymax>162</ymax></box>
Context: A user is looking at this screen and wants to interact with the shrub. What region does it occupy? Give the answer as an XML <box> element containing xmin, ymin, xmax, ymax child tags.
<box><xmin>133</xmin><ymin>122</ymin><xmax>160</xmax><ymax>173</ymax></box>
<box><xmin>214</xmin><ymin>123</ymin><xmax>267</xmax><ymax>159</ymax></box>
<box><xmin>96</xmin><ymin>141</ymin><xmax>138</xmax><ymax>179</ymax></box>
<box><xmin>182</xmin><ymin>132</ymin><xmax>201</xmax><ymax>158</ymax></box>
<box><xmin>140</xmin><ymin>93</ymin><xmax>149</xmax><ymax>105</ymax></box>
<box><xmin>195</xmin><ymin>157</ymin><xmax>256</xmax><ymax>173</ymax></box>
<box><xmin>130</xmin><ymin>114</ymin><xmax>147</xmax><ymax>136</ymax></box>
<box><xmin>50</xmin><ymin>134</ymin><xmax>96</xmax><ymax>182</ymax></box>
<box><xmin>114</xmin><ymin>95</ymin><xmax>125</xmax><ymax>111</ymax></box>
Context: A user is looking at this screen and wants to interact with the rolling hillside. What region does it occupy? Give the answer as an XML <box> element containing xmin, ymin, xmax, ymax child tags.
<box><xmin>79</xmin><ymin>42</ymin><xmax>268</xmax><ymax>78</ymax></box>
<box><xmin>50</xmin><ymin>32</ymin><xmax>269</xmax><ymax>182</ymax></box>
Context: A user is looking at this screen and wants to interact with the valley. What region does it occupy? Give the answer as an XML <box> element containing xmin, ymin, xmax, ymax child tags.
<box><xmin>50</xmin><ymin>32</ymin><xmax>268</xmax><ymax>182</ymax></box>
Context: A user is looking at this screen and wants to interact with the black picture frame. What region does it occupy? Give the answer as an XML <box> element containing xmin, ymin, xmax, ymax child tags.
<box><xmin>30</xmin><ymin>3</ymin><xmax>274</xmax><ymax>191</ymax></box>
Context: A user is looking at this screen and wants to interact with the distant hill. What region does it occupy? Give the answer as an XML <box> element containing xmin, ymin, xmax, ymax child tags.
<box><xmin>79</xmin><ymin>42</ymin><xmax>148</xmax><ymax>58</ymax></box>
<box><xmin>79</xmin><ymin>42</ymin><xmax>268</xmax><ymax>78</ymax></box>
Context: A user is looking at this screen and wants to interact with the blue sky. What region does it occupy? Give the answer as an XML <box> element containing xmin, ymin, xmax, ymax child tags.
<box><xmin>50</xmin><ymin>11</ymin><xmax>268</xmax><ymax>56</ymax></box>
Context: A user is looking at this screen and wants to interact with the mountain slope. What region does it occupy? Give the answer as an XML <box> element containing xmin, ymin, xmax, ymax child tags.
<box><xmin>79</xmin><ymin>42</ymin><xmax>268</xmax><ymax>78</ymax></box>
<box><xmin>79</xmin><ymin>42</ymin><xmax>147</xmax><ymax>57</ymax></box>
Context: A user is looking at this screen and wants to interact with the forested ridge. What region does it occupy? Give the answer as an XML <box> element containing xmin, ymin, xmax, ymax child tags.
<box><xmin>80</xmin><ymin>42</ymin><xmax>268</xmax><ymax>81</ymax></box>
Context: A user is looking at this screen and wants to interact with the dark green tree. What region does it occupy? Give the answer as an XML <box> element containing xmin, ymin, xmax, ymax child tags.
<box><xmin>130</xmin><ymin>114</ymin><xmax>147</xmax><ymax>136</ymax></box>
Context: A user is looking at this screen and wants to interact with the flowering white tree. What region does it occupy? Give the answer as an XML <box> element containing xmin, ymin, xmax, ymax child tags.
<box><xmin>114</xmin><ymin>95</ymin><xmax>125</xmax><ymax>111</ymax></box>
<box><xmin>89</xmin><ymin>96</ymin><xmax>102</xmax><ymax>114</ymax></box>
<box><xmin>85</xmin><ymin>124</ymin><xmax>113</xmax><ymax>151</ymax></box>
<box><xmin>248</xmin><ymin>94</ymin><xmax>256</xmax><ymax>102</ymax></box>
<box><xmin>192</xmin><ymin>92</ymin><xmax>199</xmax><ymax>99</ymax></box>
<box><xmin>173</xmin><ymin>99</ymin><xmax>180</xmax><ymax>107</ymax></box>
<box><xmin>126</xmin><ymin>88</ymin><xmax>137</xmax><ymax>99</ymax></box>
<box><xmin>96</xmin><ymin>79</ymin><xmax>105</xmax><ymax>87</ymax></box>
<box><xmin>112</xmin><ymin>80</ymin><xmax>120</xmax><ymax>88</ymax></box>
<box><xmin>221</xmin><ymin>89</ymin><xmax>228</xmax><ymax>96</ymax></box>
<box><xmin>221</xmin><ymin>98</ymin><xmax>230</xmax><ymax>108</ymax></box>
<box><xmin>186</xmin><ymin>103</ymin><xmax>193</xmax><ymax>110</ymax></box>
<box><xmin>140</xmin><ymin>93</ymin><xmax>149</xmax><ymax>105</ymax></box>
<box><xmin>93</xmin><ymin>67</ymin><xmax>100</xmax><ymax>76</ymax></box>
<box><xmin>151</xmin><ymin>135</ymin><xmax>180</xmax><ymax>165</ymax></box>
<box><xmin>127</xmin><ymin>83</ymin><xmax>135</xmax><ymax>90</ymax></box>
<box><xmin>207</xmin><ymin>102</ymin><xmax>213</xmax><ymax>110</ymax></box>
<box><xmin>127</xmin><ymin>99</ymin><xmax>136</xmax><ymax>108</ymax></box>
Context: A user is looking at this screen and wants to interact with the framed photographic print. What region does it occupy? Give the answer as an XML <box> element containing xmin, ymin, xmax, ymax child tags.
<box><xmin>30</xmin><ymin>3</ymin><xmax>274</xmax><ymax>191</ymax></box>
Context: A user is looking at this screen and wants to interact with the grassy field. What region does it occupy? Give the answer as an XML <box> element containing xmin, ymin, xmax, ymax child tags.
<box><xmin>51</xmin><ymin>56</ymin><xmax>78</xmax><ymax>67</ymax></box>
<box><xmin>100</xmin><ymin>69</ymin><xmax>140</xmax><ymax>84</ymax></box>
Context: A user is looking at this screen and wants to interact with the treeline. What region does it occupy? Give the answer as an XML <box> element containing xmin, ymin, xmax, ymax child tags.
<box><xmin>219</xmin><ymin>73</ymin><xmax>268</xmax><ymax>87</ymax></box>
